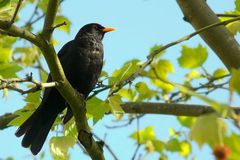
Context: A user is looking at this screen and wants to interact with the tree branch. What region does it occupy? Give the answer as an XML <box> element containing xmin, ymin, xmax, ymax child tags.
<box><xmin>121</xmin><ymin>102</ymin><xmax>240</xmax><ymax>116</ymax></box>
<box><xmin>0</xmin><ymin>74</ymin><xmax>56</xmax><ymax>94</ymax></box>
<box><xmin>0</xmin><ymin>113</ymin><xmax>18</xmax><ymax>130</ymax></box>
<box><xmin>176</xmin><ymin>0</ymin><xmax>240</xmax><ymax>70</ymax></box>
<box><xmin>41</xmin><ymin>0</ymin><xmax>59</xmax><ymax>41</ymax></box>
<box><xmin>2</xmin><ymin>103</ymin><xmax>240</xmax><ymax>130</ymax></box>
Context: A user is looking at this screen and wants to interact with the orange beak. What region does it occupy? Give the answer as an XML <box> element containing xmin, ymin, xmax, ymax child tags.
<box><xmin>102</xmin><ymin>27</ymin><xmax>115</xmax><ymax>33</ymax></box>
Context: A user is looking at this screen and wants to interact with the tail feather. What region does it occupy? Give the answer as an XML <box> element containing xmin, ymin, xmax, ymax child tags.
<box><xmin>16</xmin><ymin>87</ymin><xmax>66</xmax><ymax>155</ymax></box>
<box><xmin>15</xmin><ymin>111</ymin><xmax>38</xmax><ymax>137</ymax></box>
<box><xmin>30</xmin><ymin>115</ymin><xmax>57</xmax><ymax>155</ymax></box>
<box><xmin>15</xmin><ymin>104</ymin><xmax>59</xmax><ymax>155</ymax></box>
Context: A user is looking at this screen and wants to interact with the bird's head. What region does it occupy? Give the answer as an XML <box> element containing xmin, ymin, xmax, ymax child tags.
<box><xmin>75</xmin><ymin>23</ymin><xmax>115</xmax><ymax>40</ymax></box>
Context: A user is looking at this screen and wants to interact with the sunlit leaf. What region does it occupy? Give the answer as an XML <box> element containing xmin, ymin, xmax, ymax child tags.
<box><xmin>14</xmin><ymin>47</ymin><xmax>37</xmax><ymax>66</ymax></box>
<box><xmin>229</xmin><ymin>68</ymin><xmax>240</xmax><ymax>95</ymax></box>
<box><xmin>64</xmin><ymin>119</ymin><xmax>77</xmax><ymax>138</ymax></box>
<box><xmin>178</xmin><ymin>44</ymin><xmax>208</xmax><ymax>69</ymax></box>
<box><xmin>109</xmin><ymin>59</ymin><xmax>140</xmax><ymax>85</ymax></box>
<box><xmin>0</xmin><ymin>47</ymin><xmax>12</xmax><ymax>63</ymax></box>
<box><xmin>135</xmin><ymin>81</ymin><xmax>156</xmax><ymax>101</ymax></box>
<box><xmin>49</xmin><ymin>136</ymin><xmax>76</xmax><ymax>160</ymax></box>
<box><xmin>119</xmin><ymin>88</ymin><xmax>136</xmax><ymax>101</ymax></box>
<box><xmin>185</xmin><ymin>70</ymin><xmax>202</xmax><ymax>82</ymax></box>
<box><xmin>165</xmin><ymin>138</ymin><xmax>181</xmax><ymax>152</ymax></box>
<box><xmin>0</xmin><ymin>63</ymin><xmax>22</xmax><ymax>78</ymax></box>
<box><xmin>8</xmin><ymin>109</ymin><xmax>33</xmax><ymax>126</ymax></box>
<box><xmin>24</xmin><ymin>91</ymin><xmax>41</xmax><ymax>107</ymax></box>
<box><xmin>130</xmin><ymin>126</ymin><xmax>155</xmax><ymax>144</ymax></box>
<box><xmin>38</xmin><ymin>0</ymin><xmax>49</xmax><ymax>12</ymax></box>
<box><xmin>151</xmin><ymin>79</ymin><xmax>174</xmax><ymax>93</ymax></box>
<box><xmin>0</xmin><ymin>0</ymin><xmax>10</xmax><ymax>8</ymax></box>
<box><xmin>145</xmin><ymin>140</ymin><xmax>154</xmax><ymax>152</ymax></box>
<box><xmin>156</xmin><ymin>59</ymin><xmax>174</xmax><ymax>74</ymax></box>
<box><xmin>149</xmin><ymin>44</ymin><xmax>165</xmax><ymax>59</ymax></box>
<box><xmin>180</xmin><ymin>141</ymin><xmax>191</xmax><ymax>157</ymax></box>
<box><xmin>190</xmin><ymin>114</ymin><xmax>227</xmax><ymax>147</ymax></box>
<box><xmin>54</xmin><ymin>15</ymin><xmax>71</xmax><ymax>33</ymax></box>
<box><xmin>213</xmin><ymin>68</ymin><xmax>228</xmax><ymax>80</ymax></box>
<box><xmin>86</xmin><ymin>97</ymin><xmax>110</xmax><ymax>124</ymax></box>
<box><xmin>224</xmin><ymin>133</ymin><xmax>240</xmax><ymax>160</ymax></box>
<box><xmin>177</xmin><ymin>116</ymin><xmax>196</xmax><ymax>128</ymax></box>
<box><xmin>235</xmin><ymin>0</ymin><xmax>240</xmax><ymax>12</ymax></box>
<box><xmin>108</xmin><ymin>94</ymin><xmax>124</xmax><ymax>114</ymax></box>
<box><xmin>152</xmin><ymin>140</ymin><xmax>165</xmax><ymax>152</ymax></box>
<box><xmin>0</xmin><ymin>0</ymin><xmax>16</xmax><ymax>20</ymax></box>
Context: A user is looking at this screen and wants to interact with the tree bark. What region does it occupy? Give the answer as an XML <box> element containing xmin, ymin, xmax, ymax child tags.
<box><xmin>177</xmin><ymin>0</ymin><xmax>240</xmax><ymax>70</ymax></box>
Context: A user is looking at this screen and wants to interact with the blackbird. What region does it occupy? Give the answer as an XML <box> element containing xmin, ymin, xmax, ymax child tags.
<box><xmin>15</xmin><ymin>23</ymin><xmax>115</xmax><ymax>155</ymax></box>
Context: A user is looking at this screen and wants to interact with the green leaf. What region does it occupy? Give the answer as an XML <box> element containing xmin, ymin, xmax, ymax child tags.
<box><xmin>177</xmin><ymin>116</ymin><xmax>196</xmax><ymax>128</ymax></box>
<box><xmin>0</xmin><ymin>0</ymin><xmax>16</xmax><ymax>20</ymax></box>
<box><xmin>54</xmin><ymin>15</ymin><xmax>71</xmax><ymax>33</ymax></box>
<box><xmin>119</xmin><ymin>88</ymin><xmax>136</xmax><ymax>101</ymax></box>
<box><xmin>178</xmin><ymin>44</ymin><xmax>208</xmax><ymax>69</ymax></box>
<box><xmin>100</xmin><ymin>70</ymin><xmax>108</xmax><ymax>78</ymax></box>
<box><xmin>151</xmin><ymin>79</ymin><xmax>174</xmax><ymax>93</ymax></box>
<box><xmin>189</xmin><ymin>114</ymin><xmax>227</xmax><ymax>147</ymax></box>
<box><xmin>236</xmin><ymin>0</ymin><xmax>240</xmax><ymax>11</ymax></box>
<box><xmin>0</xmin><ymin>47</ymin><xmax>12</xmax><ymax>63</ymax></box>
<box><xmin>40</xmin><ymin>69</ymin><xmax>48</xmax><ymax>82</ymax></box>
<box><xmin>0</xmin><ymin>63</ymin><xmax>22</xmax><ymax>78</ymax></box>
<box><xmin>227</xmin><ymin>21</ymin><xmax>240</xmax><ymax>35</ymax></box>
<box><xmin>86</xmin><ymin>97</ymin><xmax>110</xmax><ymax>124</ymax></box>
<box><xmin>0</xmin><ymin>0</ymin><xmax>10</xmax><ymax>8</ymax></box>
<box><xmin>230</xmin><ymin>68</ymin><xmax>240</xmax><ymax>95</ymax></box>
<box><xmin>6</xmin><ymin>157</ymin><xmax>14</xmax><ymax>160</ymax></box>
<box><xmin>135</xmin><ymin>82</ymin><xmax>156</xmax><ymax>101</ymax></box>
<box><xmin>149</xmin><ymin>44</ymin><xmax>165</xmax><ymax>59</ymax></box>
<box><xmin>152</xmin><ymin>140</ymin><xmax>165</xmax><ymax>152</ymax></box>
<box><xmin>130</xmin><ymin>126</ymin><xmax>155</xmax><ymax>144</ymax></box>
<box><xmin>108</xmin><ymin>94</ymin><xmax>124</xmax><ymax>114</ymax></box>
<box><xmin>224</xmin><ymin>133</ymin><xmax>240</xmax><ymax>160</ymax></box>
<box><xmin>165</xmin><ymin>138</ymin><xmax>181</xmax><ymax>152</ymax></box>
<box><xmin>24</xmin><ymin>91</ymin><xmax>41</xmax><ymax>107</ymax></box>
<box><xmin>64</xmin><ymin>119</ymin><xmax>77</xmax><ymax>138</ymax></box>
<box><xmin>38</xmin><ymin>0</ymin><xmax>49</xmax><ymax>12</ymax></box>
<box><xmin>49</xmin><ymin>136</ymin><xmax>76</xmax><ymax>160</ymax></box>
<box><xmin>213</xmin><ymin>68</ymin><xmax>228</xmax><ymax>80</ymax></box>
<box><xmin>9</xmin><ymin>109</ymin><xmax>33</xmax><ymax>126</ymax></box>
<box><xmin>180</xmin><ymin>141</ymin><xmax>191</xmax><ymax>157</ymax></box>
<box><xmin>109</xmin><ymin>59</ymin><xmax>140</xmax><ymax>85</ymax></box>
<box><xmin>14</xmin><ymin>47</ymin><xmax>37</xmax><ymax>66</ymax></box>
<box><xmin>156</xmin><ymin>59</ymin><xmax>174</xmax><ymax>74</ymax></box>
<box><xmin>185</xmin><ymin>70</ymin><xmax>202</xmax><ymax>82</ymax></box>
<box><xmin>0</xmin><ymin>35</ymin><xmax>17</xmax><ymax>48</ymax></box>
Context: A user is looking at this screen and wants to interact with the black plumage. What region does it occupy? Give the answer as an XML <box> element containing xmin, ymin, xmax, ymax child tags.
<box><xmin>15</xmin><ymin>23</ymin><xmax>115</xmax><ymax>155</ymax></box>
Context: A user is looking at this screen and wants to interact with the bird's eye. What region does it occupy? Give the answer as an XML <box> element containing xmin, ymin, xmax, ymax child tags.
<box><xmin>93</xmin><ymin>25</ymin><xmax>98</xmax><ymax>30</ymax></box>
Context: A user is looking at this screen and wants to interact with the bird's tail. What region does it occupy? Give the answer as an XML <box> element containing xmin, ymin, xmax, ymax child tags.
<box><xmin>15</xmin><ymin>103</ymin><xmax>58</xmax><ymax>155</ymax></box>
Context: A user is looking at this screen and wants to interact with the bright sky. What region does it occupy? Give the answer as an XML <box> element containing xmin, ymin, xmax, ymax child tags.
<box><xmin>0</xmin><ymin>0</ymin><xmax>236</xmax><ymax>159</ymax></box>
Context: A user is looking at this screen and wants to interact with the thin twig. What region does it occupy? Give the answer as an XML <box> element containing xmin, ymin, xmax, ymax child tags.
<box><xmin>216</xmin><ymin>14</ymin><xmax>240</xmax><ymax>17</ymax></box>
<box><xmin>131</xmin><ymin>116</ymin><xmax>141</xmax><ymax>160</ymax></box>
<box><xmin>11</xmin><ymin>0</ymin><xmax>24</xmax><ymax>23</ymax></box>
<box><xmin>50</xmin><ymin>21</ymin><xmax>67</xmax><ymax>32</ymax></box>
<box><xmin>0</xmin><ymin>74</ymin><xmax>56</xmax><ymax>94</ymax></box>
<box><xmin>93</xmin><ymin>133</ymin><xmax>119</xmax><ymax>160</ymax></box>
<box><xmin>107</xmin><ymin>17</ymin><xmax>240</xmax><ymax>98</ymax></box>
